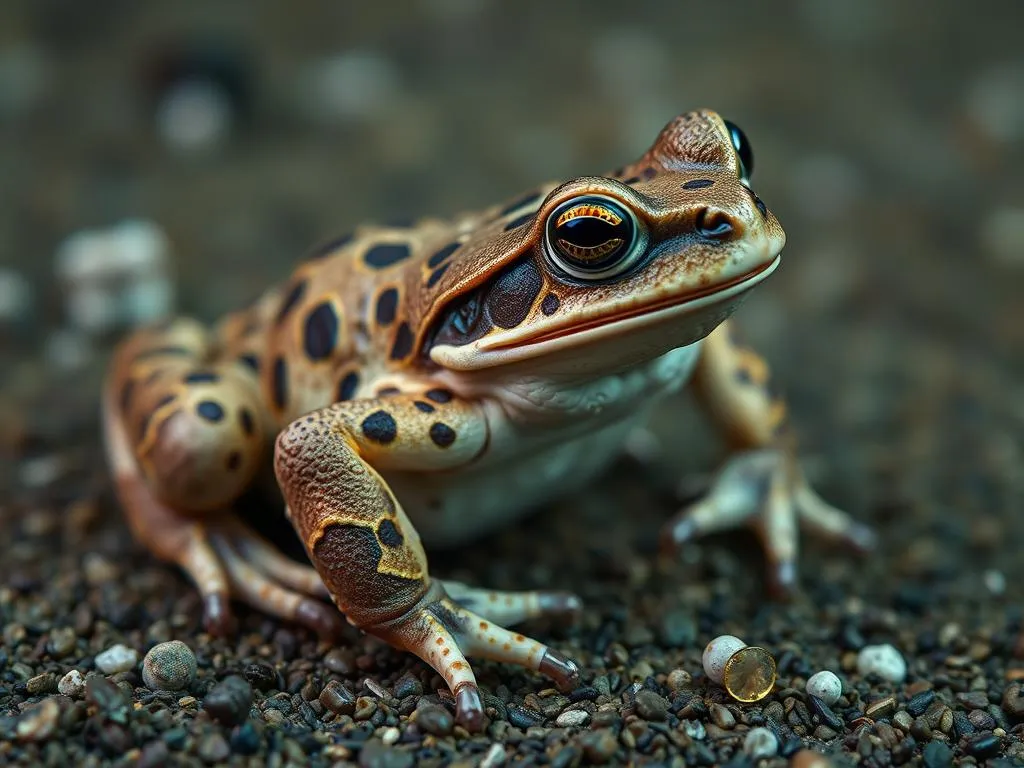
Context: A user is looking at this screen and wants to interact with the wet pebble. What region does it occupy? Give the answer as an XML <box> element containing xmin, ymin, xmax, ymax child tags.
<box><xmin>416</xmin><ymin>704</ymin><xmax>454</xmax><ymax>736</ymax></box>
<box><xmin>808</xmin><ymin>694</ymin><xmax>844</xmax><ymax>731</ymax></box>
<box><xmin>743</xmin><ymin>726</ymin><xmax>778</xmax><ymax>759</ymax></box>
<box><xmin>906</xmin><ymin>689</ymin><xmax>936</xmax><ymax>716</ymax></box>
<box><xmin>710</xmin><ymin>703</ymin><xmax>735</xmax><ymax>729</ymax></box>
<box><xmin>95</xmin><ymin>643</ymin><xmax>138</xmax><ymax>674</ymax></box>
<box><xmin>243</xmin><ymin>662</ymin><xmax>278</xmax><ymax>691</ymax></box>
<box><xmin>856</xmin><ymin>644</ymin><xmax>906</xmax><ymax>683</ymax></box>
<box><xmin>1002</xmin><ymin>682</ymin><xmax>1024</xmax><ymax>719</ymax></box>
<box><xmin>319</xmin><ymin>680</ymin><xmax>356</xmax><ymax>715</ymax></box>
<box><xmin>507</xmin><ymin>703</ymin><xmax>545</xmax><ymax>729</ymax></box>
<box><xmin>58</xmin><ymin>669</ymin><xmax>86</xmax><ymax>698</ymax></box>
<box><xmin>203</xmin><ymin>675</ymin><xmax>253</xmax><ymax>726</ymax></box>
<box><xmin>393</xmin><ymin>673</ymin><xmax>422</xmax><ymax>699</ymax></box>
<box><xmin>556</xmin><ymin>708</ymin><xmax>590</xmax><ymax>727</ymax></box>
<box><xmin>46</xmin><ymin>626</ymin><xmax>77</xmax><ymax>658</ymax></box>
<box><xmin>142</xmin><ymin>640</ymin><xmax>196</xmax><ymax>691</ymax></box>
<box><xmin>805</xmin><ymin>670</ymin><xmax>842</xmax><ymax>705</ymax></box>
<box><xmin>966</xmin><ymin>733</ymin><xmax>1002</xmax><ymax>758</ymax></box>
<box><xmin>634</xmin><ymin>689</ymin><xmax>668</xmax><ymax>721</ymax></box>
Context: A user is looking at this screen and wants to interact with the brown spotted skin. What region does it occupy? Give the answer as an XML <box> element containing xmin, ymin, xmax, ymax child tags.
<box><xmin>104</xmin><ymin>109</ymin><xmax>872</xmax><ymax>728</ymax></box>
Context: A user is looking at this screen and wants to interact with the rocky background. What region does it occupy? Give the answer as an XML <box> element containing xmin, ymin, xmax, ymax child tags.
<box><xmin>2</xmin><ymin>1</ymin><xmax>1024</xmax><ymax>766</ymax></box>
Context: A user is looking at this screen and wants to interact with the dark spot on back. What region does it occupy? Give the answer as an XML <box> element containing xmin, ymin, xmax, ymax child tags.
<box><xmin>498</xmin><ymin>191</ymin><xmax>542</xmax><ymax>218</ymax></box>
<box><xmin>429</xmin><ymin>422</ymin><xmax>456</xmax><ymax>448</ymax></box>
<box><xmin>337</xmin><ymin>371</ymin><xmax>359</xmax><ymax>402</ymax></box>
<box><xmin>184</xmin><ymin>371</ymin><xmax>219</xmax><ymax>384</ymax></box>
<box><xmin>427</xmin><ymin>242</ymin><xmax>460</xmax><ymax>268</ymax></box>
<box><xmin>364</xmin><ymin>242</ymin><xmax>411</xmax><ymax>269</ymax></box>
<box><xmin>425</xmin><ymin>389</ymin><xmax>452</xmax><ymax>403</ymax></box>
<box><xmin>735</xmin><ymin>368</ymin><xmax>754</xmax><ymax>386</ymax></box>
<box><xmin>375</xmin><ymin>287</ymin><xmax>399</xmax><ymax>326</ymax></box>
<box><xmin>361</xmin><ymin>410</ymin><xmax>397</xmax><ymax>444</ymax></box>
<box><xmin>307</xmin><ymin>233</ymin><xmax>353</xmax><ymax>261</ymax></box>
<box><xmin>196</xmin><ymin>400</ymin><xmax>225</xmax><ymax>422</ymax></box>
<box><xmin>377</xmin><ymin>519</ymin><xmax>404</xmax><ymax>547</ymax></box>
<box><xmin>276</xmin><ymin>279</ymin><xmax>308</xmax><ymax>325</ymax></box>
<box><xmin>504</xmin><ymin>212</ymin><xmax>535</xmax><ymax>232</ymax></box>
<box><xmin>226</xmin><ymin>451</ymin><xmax>242</xmax><ymax>471</ymax></box>
<box><xmin>238</xmin><ymin>354</ymin><xmax>260</xmax><ymax>373</ymax></box>
<box><xmin>413</xmin><ymin>401</ymin><xmax>434</xmax><ymax>413</ymax></box>
<box><xmin>426</xmin><ymin>263</ymin><xmax>450</xmax><ymax>288</ymax></box>
<box><xmin>486</xmin><ymin>258</ymin><xmax>543</xmax><ymax>329</ymax></box>
<box><xmin>312</xmin><ymin>524</ymin><xmax>425</xmax><ymax>624</ymax></box>
<box><xmin>377</xmin><ymin>387</ymin><xmax>400</xmax><ymax>397</ymax></box>
<box><xmin>239</xmin><ymin>408</ymin><xmax>255</xmax><ymax>436</ymax></box>
<box><xmin>390</xmin><ymin>322</ymin><xmax>414</xmax><ymax>360</ymax></box>
<box><xmin>271</xmin><ymin>357</ymin><xmax>288</xmax><ymax>410</ymax></box>
<box><xmin>541</xmin><ymin>293</ymin><xmax>560</xmax><ymax>316</ymax></box>
<box><xmin>303</xmin><ymin>301</ymin><xmax>340</xmax><ymax>361</ymax></box>
<box><xmin>623</xmin><ymin>175</ymin><xmax>642</xmax><ymax>185</ymax></box>
<box><xmin>682</xmin><ymin>179</ymin><xmax>715</xmax><ymax>190</ymax></box>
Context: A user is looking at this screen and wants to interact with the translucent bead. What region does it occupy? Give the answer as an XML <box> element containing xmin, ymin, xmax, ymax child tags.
<box><xmin>722</xmin><ymin>646</ymin><xmax>776</xmax><ymax>702</ymax></box>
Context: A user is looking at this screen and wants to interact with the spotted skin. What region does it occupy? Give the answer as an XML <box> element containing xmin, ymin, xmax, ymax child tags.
<box><xmin>104</xmin><ymin>109</ymin><xmax>872</xmax><ymax>730</ymax></box>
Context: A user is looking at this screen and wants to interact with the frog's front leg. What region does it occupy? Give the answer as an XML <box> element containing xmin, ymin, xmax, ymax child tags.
<box><xmin>662</xmin><ymin>320</ymin><xmax>876</xmax><ymax>594</ymax></box>
<box><xmin>274</xmin><ymin>391</ymin><xmax>580</xmax><ymax>731</ymax></box>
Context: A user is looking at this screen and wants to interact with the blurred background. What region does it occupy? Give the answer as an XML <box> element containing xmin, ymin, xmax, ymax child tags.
<box><xmin>1</xmin><ymin>0</ymin><xmax>1023</xmax><ymax>609</ymax></box>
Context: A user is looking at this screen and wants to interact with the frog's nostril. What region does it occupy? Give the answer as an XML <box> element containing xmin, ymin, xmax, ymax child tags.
<box><xmin>696</xmin><ymin>208</ymin><xmax>738</xmax><ymax>240</ymax></box>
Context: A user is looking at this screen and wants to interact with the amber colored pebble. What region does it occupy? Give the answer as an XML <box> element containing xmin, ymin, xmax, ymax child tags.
<box><xmin>722</xmin><ymin>646</ymin><xmax>777</xmax><ymax>702</ymax></box>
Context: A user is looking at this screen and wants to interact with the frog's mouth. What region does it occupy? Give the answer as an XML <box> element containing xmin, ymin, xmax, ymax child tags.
<box><xmin>431</xmin><ymin>254</ymin><xmax>780</xmax><ymax>370</ymax></box>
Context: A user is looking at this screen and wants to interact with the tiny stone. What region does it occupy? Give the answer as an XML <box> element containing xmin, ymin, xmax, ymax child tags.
<box><xmin>743</xmin><ymin>726</ymin><xmax>779</xmax><ymax>759</ymax></box>
<box><xmin>723</xmin><ymin>646</ymin><xmax>777</xmax><ymax>702</ymax></box>
<box><xmin>319</xmin><ymin>680</ymin><xmax>356</xmax><ymax>715</ymax></box>
<box><xmin>230</xmin><ymin>721</ymin><xmax>261</xmax><ymax>755</ymax></box>
<box><xmin>966</xmin><ymin>733</ymin><xmax>1002</xmax><ymax>758</ymax></box>
<box><xmin>682</xmin><ymin>719</ymin><xmax>706</xmax><ymax>740</ymax></box>
<box><xmin>26</xmin><ymin>672</ymin><xmax>57</xmax><ymax>695</ymax></box>
<box><xmin>710</xmin><ymin>703</ymin><xmax>736</xmax><ymax>729</ymax></box>
<box><xmin>806</xmin><ymin>670</ymin><xmax>842</xmax><ymax>705</ymax></box>
<box><xmin>957</xmin><ymin>691</ymin><xmax>989</xmax><ymax>710</ymax></box>
<box><xmin>244</xmin><ymin>663</ymin><xmax>278</xmax><ymax>691</ymax></box>
<box><xmin>906</xmin><ymin>689</ymin><xmax>936</xmax><ymax>716</ymax></box>
<box><xmin>203</xmin><ymin>675</ymin><xmax>253</xmax><ymax>726</ymax></box>
<box><xmin>808</xmin><ymin>695</ymin><xmax>844</xmax><ymax>731</ymax></box>
<box><xmin>702</xmin><ymin>634</ymin><xmax>747</xmax><ymax>684</ymax></box>
<box><xmin>922</xmin><ymin>740</ymin><xmax>953</xmax><ymax>768</ymax></box>
<box><xmin>47</xmin><ymin>626</ymin><xmax>77</xmax><ymax>658</ymax></box>
<box><xmin>580</xmin><ymin>729</ymin><xmax>619</xmax><ymax>764</ymax></box>
<box><xmin>197</xmin><ymin>732</ymin><xmax>231</xmax><ymax>764</ymax></box>
<box><xmin>16</xmin><ymin>698</ymin><xmax>60</xmax><ymax>742</ymax></box>
<box><xmin>893</xmin><ymin>710</ymin><xmax>914</xmax><ymax>730</ymax></box>
<box><xmin>865</xmin><ymin>695</ymin><xmax>898</xmax><ymax>719</ymax></box>
<box><xmin>667</xmin><ymin>668</ymin><xmax>692</xmax><ymax>691</ymax></box>
<box><xmin>507</xmin><ymin>703</ymin><xmax>545</xmax><ymax>729</ymax></box>
<box><xmin>856</xmin><ymin>644</ymin><xmax>907</xmax><ymax>683</ymax></box>
<box><xmin>58</xmin><ymin>669</ymin><xmax>86</xmax><ymax>698</ymax></box>
<box><xmin>417</xmin><ymin>704</ymin><xmax>454</xmax><ymax>736</ymax></box>
<box><xmin>556</xmin><ymin>708</ymin><xmax>590</xmax><ymax>727</ymax></box>
<box><xmin>380</xmin><ymin>726</ymin><xmax>400</xmax><ymax>745</ymax></box>
<box><xmin>634</xmin><ymin>689</ymin><xmax>668</xmax><ymax>721</ymax></box>
<box><xmin>1002</xmin><ymin>683</ymin><xmax>1024</xmax><ymax>719</ymax></box>
<box><xmin>95</xmin><ymin>643</ymin><xmax>138</xmax><ymax>674</ymax></box>
<box><xmin>142</xmin><ymin>640</ymin><xmax>197</xmax><ymax>691</ymax></box>
<box><xmin>354</xmin><ymin>696</ymin><xmax>377</xmax><ymax>720</ymax></box>
<box><xmin>790</xmin><ymin>748</ymin><xmax>832</xmax><ymax>768</ymax></box>
<box><xmin>393</xmin><ymin>673</ymin><xmax>423</xmax><ymax>699</ymax></box>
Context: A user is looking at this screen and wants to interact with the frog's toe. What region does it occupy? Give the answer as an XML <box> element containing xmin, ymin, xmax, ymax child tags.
<box><xmin>661</xmin><ymin>448</ymin><xmax>872</xmax><ymax>595</ymax></box>
<box><xmin>210</xmin><ymin>531</ymin><xmax>344</xmax><ymax>639</ymax></box>
<box><xmin>441</xmin><ymin>579</ymin><xmax>583</xmax><ymax>625</ymax></box>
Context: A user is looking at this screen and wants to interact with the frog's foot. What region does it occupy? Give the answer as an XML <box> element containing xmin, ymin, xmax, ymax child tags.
<box><xmin>441</xmin><ymin>579</ymin><xmax>582</xmax><ymax>625</ymax></box>
<box><xmin>377</xmin><ymin>585</ymin><xmax>580</xmax><ymax>730</ymax></box>
<box><xmin>661</xmin><ymin>448</ymin><xmax>875</xmax><ymax>594</ymax></box>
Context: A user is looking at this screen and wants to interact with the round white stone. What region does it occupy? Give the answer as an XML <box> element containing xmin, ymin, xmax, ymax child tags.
<box><xmin>57</xmin><ymin>669</ymin><xmax>86</xmax><ymax>698</ymax></box>
<box><xmin>856</xmin><ymin>643</ymin><xmax>907</xmax><ymax>683</ymax></box>
<box><xmin>95</xmin><ymin>643</ymin><xmax>138</xmax><ymax>674</ymax></box>
<box><xmin>805</xmin><ymin>670</ymin><xmax>843</xmax><ymax>705</ymax></box>
<box><xmin>702</xmin><ymin>634</ymin><xmax>747</xmax><ymax>685</ymax></box>
<box><xmin>555</xmin><ymin>709</ymin><xmax>590</xmax><ymax>728</ymax></box>
<box><xmin>743</xmin><ymin>726</ymin><xmax>779</xmax><ymax>759</ymax></box>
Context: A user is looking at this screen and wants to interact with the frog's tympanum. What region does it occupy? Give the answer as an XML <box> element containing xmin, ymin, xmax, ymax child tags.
<box><xmin>104</xmin><ymin>110</ymin><xmax>873</xmax><ymax>729</ymax></box>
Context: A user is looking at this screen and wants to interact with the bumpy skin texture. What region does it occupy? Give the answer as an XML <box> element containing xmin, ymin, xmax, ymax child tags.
<box><xmin>103</xmin><ymin>110</ymin><xmax>872</xmax><ymax>729</ymax></box>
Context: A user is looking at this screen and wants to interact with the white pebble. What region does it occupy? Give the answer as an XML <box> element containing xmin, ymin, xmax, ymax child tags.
<box><xmin>805</xmin><ymin>670</ymin><xmax>843</xmax><ymax>705</ymax></box>
<box><xmin>743</xmin><ymin>726</ymin><xmax>779</xmax><ymax>759</ymax></box>
<box><xmin>856</xmin><ymin>643</ymin><xmax>906</xmax><ymax>683</ymax></box>
<box><xmin>555</xmin><ymin>709</ymin><xmax>590</xmax><ymax>728</ymax></box>
<box><xmin>95</xmin><ymin>643</ymin><xmax>138</xmax><ymax>674</ymax></box>
<box><xmin>0</xmin><ymin>268</ymin><xmax>31</xmax><ymax>323</ymax></box>
<box><xmin>380</xmin><ymin>726</ymin><xmax>400</xmax><ymax>746</ymax></box>
<box><xmin>702</xmin><ymin>634</ymin><xmax>747</xmax><ymax>684</ymax></box>
<box><xmin>57</xmin><ymin>669</ymin><xmax>86</xmax><ymax>698</ymax></box>
<box><xmin>984</xmin><ymin>569</ymin><xmax>1006</xmax><ymax>596</ymax></box>
<box><xmin>681</xmin><ymin>719</ymin><xmax>706</xmax><ymax>740</ymax></box>
<box><xmin>156</xmin><ymin>78</ymin><xmax>233</xmax><ymax>153</ymax></box>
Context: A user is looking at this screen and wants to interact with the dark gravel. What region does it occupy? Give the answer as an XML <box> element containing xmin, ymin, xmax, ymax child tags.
<box><xmin>3</xmin><ymin>1</ymin><xmax>1024</xmax><ymax>766</ymax></box>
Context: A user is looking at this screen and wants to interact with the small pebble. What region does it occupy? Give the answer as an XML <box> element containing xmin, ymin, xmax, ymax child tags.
<box><xmin>1002</xmin><ymin>683</ymin><xmax>1024</xmax><ymax>719</ymax></box>
<box><xmin>922</xmin><ymin>740</ymin><xmax>953</xmax><ymax>768</ymax></box>
<box><xmin>319</xmin><ymin>680</ymin><xmax>356</xmax><ymax>715</ymax></box>
<box><xmin>580</xmin><ymin>729</ymin><xmax>618</xmax><ymax>764</ymax></box>
<box><xmin>702</xmin><ymin>634</ymin><xmax>747</xmax><ymax>684</ymax></box>
<box><xmin>203</xmin><ymin>675</ymin><xmax>253</xmax><ymax>726</ymax></box>
<box><xmin>906</xmin><ymin>689</ymin><xmax>936</xmax><ymax>716</ymax></box>
<box><xmin>806</xmin><ymin>670</ymin><xmax>842</xmax><ymax>705</ymax></box>
<box><xmin>666</xmin><ymin>668</ymin><xmax>692</xmax><ymax>691</ymax></box>
<box><xmin>966</xmin><ymin>733</ymin><xmax>1002</xmax><ymax>758</ymax></box>
<box><xmin>417</xmin><ymin>704</ymin><xmax>454</xmax><ymax>736</ymax></box>
<box><xmin>743</xmin><ymin>726</ymin><xmax>779</xmax><ymax>759</ymax></box>
<box><xmin>354</xmin><ymin>695</ymin><xmax>377</xmax><ymax>720</ymax></box>
<box><xmin>94</xmin><ymin>643</ymin><xmax>138</xmax><ymax>674</ymax></box>
<box><xmin>58</xmin><ymin>669</ymin><xmax>86</xmax><ymax>698</ymax></box>
<box><xmin>710</xmin><ymin>703</ymin><xmax>735</xmax><ymax>729</ymax></box>
<box><xmin>142</xmin><ymin>640</ymin><xmax>196</xmax><ymax>691</ymax></box>
<box><xmin>197</xmin><ymin>732</ymin><xmax>231</xmax><ymax>764</ymax></box>
<box><xmin>507</xmin><ymin>703</ymin><xmax>545</xmax><ymax>729</ymax></box>
<box><xmin>16</xmin><ymin>698</ymin><xmax>60</xmax><ymax>742</ymax></box>
<box><xmin>856</xmin><ymin>643</ymin><xmax>907</xmax><ymax>683</ymax></box>
<box><xmin>556</xmin><ymin>709</ymin><xmax>590</xmax><ymax>727</ymax></box>
<box><xmin>633</xmin><ymin>689</ymin><xmax>668</xmax><ymax>721</ymax></box>
<box><xmin>46</xmin><ymin>626</ymin><xmax>77</xmax><ymax>658</ymax></box>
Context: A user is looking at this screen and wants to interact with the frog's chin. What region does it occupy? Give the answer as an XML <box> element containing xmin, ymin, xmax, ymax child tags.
<box><xmin>431</xmin><ymin>254</ymin><xmax>781</xmax><ymax>373</ymax></box>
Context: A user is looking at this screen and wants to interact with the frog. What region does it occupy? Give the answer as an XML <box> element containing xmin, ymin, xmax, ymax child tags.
<box><xmin>103</xmin><ymin>109</ymin><xmax>874</xmax><ymax>730</ymax></box>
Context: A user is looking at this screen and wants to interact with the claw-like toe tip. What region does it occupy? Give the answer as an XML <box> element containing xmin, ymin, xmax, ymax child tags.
<box><xmin>540</xmin><ymin>650</ymin><xmax>580</xmax><ymax>693</ymax></box>
<box><xmin>768</xmin><ymin>560</ymin><xmax>798</xmax><ymax>599</ymax></box>
<box><xmin>203</xmin><ymin>594</ymin><xmax>232</xmax><ymax>636</ymax></box>
<box><xmin>661</xmin><ymin>518</ymin><xmax>696</xmax><ymax>554</ymax></box>
<box><xmin>539</xmin><ymin>592</ymin><xmax>584</xmax><ymax>618</ymax></box>
<box><xmin>849</xmin><ymin>523</ymin><xmax>877</xmax><ymax>553</ymax></box>
<box><xmin>455</xmin><ymin>685</ymin><xmax>485</xmax><ymax>732</ymax></box>
<box><xmin>295</xmin><ymin>599</ymin><xmax>345</xmax><ymax>639</ymax></box>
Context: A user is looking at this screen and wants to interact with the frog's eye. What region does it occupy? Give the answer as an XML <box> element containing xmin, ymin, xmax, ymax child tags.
<box><xmin>723</xmin><ymin>119</ymin><xmax>754</xmax><ymax>182</ymax></box>
<box><xmin>543</xmin><ymin>195</ymin><xmax>645</xmax><ymax>281</ymax></box>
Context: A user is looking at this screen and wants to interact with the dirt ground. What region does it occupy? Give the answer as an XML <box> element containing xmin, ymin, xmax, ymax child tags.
<box><xmin>2</xmin><ymin>2</ymin><xmax>1024</xmax><ymax>766</ymax></box>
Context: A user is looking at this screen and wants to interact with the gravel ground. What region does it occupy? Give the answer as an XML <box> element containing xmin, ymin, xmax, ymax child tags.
<box><xmin>2</xmin><ymin>2</ymin><xmax>1024</xmax><ymax>766</ymax></box>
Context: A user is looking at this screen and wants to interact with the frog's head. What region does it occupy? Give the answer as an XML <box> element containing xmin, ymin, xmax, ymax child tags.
<box><xmin>421</xmin><ymin>110</ymin><xmax>785</xmax><ymax>376</ymax></box>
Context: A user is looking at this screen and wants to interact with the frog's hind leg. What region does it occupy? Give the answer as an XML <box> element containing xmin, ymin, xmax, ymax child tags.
<box><xmin>104</xmin><ymin>318</ymin><xmax>340</xmax><ymax>636</ymax></box>
<box><xmin>441</xmin><ymin>580</ymin><xmax>582</xmax><ymax>625</ymax></box>
<box><xmin>275</xmin><ymin>391</ymin><xmax>580</xmax><ymax>730</ymax></box>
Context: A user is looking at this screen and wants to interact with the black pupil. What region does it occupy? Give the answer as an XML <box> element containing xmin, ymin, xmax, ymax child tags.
<box><xmin>723</xmin><ymin>119</ymin><xmax>754</xmax><ymax>180</ymax></box>
<box><xmin>549</xmin><ymin>198</ymin><xmax>634</xmax><ymax>272</ymax></box>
